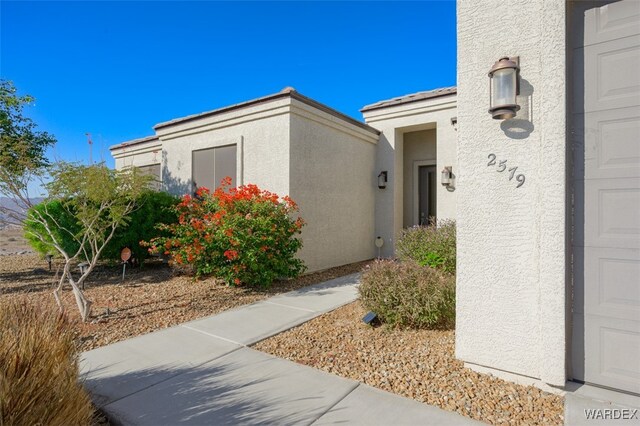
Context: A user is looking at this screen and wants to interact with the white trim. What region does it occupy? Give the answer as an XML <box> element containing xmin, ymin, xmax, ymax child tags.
<box><xmin>363</xmin><ymin>98</ymin><xmax>457</xmax><ymax>124</ymax></box>
<box><xmin>111</xmin><ymin>140</ymin><xmax>162</xmax><ymax>160</ymax></box>
<box><xmin>156</xmin><ymin>97</ymin><xmax>379</xmax><ymax>144</ymax></box>
<box><xmin>290</xmin><ymin>99</ymin><xmax>379</xmax><ymax>144</ymax></box>
<box><xmin>412</xmin><ymin>160</ymin><xmax>436</xmax><ymax>226</ymax></box>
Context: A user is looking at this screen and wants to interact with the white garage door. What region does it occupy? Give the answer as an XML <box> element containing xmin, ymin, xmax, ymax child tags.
<box><xmin>571</xmin><ymin>0</ymin><xmax>640</xmax><ymax>394</ymax></box>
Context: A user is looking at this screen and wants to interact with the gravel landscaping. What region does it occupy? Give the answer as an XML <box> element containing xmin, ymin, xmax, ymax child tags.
<box><xmin>0</xmin><ymin>253</ymin><xmax>370</xmax><ymax>351</ymax></box>
<box><xmin>254</xmin><ymin>301</ymin><xmax>565</xmax><ymax>426</ymax></box>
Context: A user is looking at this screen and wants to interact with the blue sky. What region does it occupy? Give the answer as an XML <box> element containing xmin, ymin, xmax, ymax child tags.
<box><xmin>1</xmin><ymin>1</ymin><xmax>456</xmax><ymax>168</ymax></box>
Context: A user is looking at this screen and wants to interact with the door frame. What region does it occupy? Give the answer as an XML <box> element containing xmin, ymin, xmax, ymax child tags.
<box><xmin>412</xmin><ymin>160</ymin><xmax>436</xmax><ymax>226</ymax></box>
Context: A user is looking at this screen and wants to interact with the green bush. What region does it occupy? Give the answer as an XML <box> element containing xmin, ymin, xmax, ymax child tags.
<box><xmin>0</xmin><ymin>301</ymin><xmax>94</xmax><ymax>425</ymax></box>
<box><xmin>359</xmin><ymin>260</ymin><xmax>455</xmax><ymax>329</ymax></box>
<box><xmin>396</xmin><ymin>219</ymin><xmax>456</xmax><ymax>275</ymax></box>
<box><xmin>24</xmin><ymin>199</ymin><xmax>82</xmax><ymax>257</ymax></box>
<box><xmin>24</xmin><ymin>191</ymin><xmax>179</xmax><ymax>264</ymax></box>
<box><xmin>102</xmin><ymin>191</ymin><xmax>178</xmax><ymax>263</ymax></box>
<box><xmin>145</xmin><ymin>178</ymin><xmax>306</xmax><ymax>286</ymax></box>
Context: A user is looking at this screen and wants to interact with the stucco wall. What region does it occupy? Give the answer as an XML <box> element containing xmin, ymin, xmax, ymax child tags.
<box><xmin>402</xmin><ymin>129</ymin><xmax>437</xmax><ymax>227</ymax></box>
<box><xmin>116</xmin><ymin>95</ymin><xmax>378</xmax><ymax>273</ymax></box>
<box><xmin>289</xmin><ymin>99</ymin><xmax>378</xmax><ymax>272</ymax></box>
<box><xmin>456</xmin><ymin>0</ymin><xmax>566</xmax><ymax>386</ymax></box>
<box><xmin>363</xmin><ymin>96</ymin><xmax>458</xmax><ymax>257</ymax></box>
<box><xmin>155</xmin><ymin>98</ymin><xmax>291</xmax><ymax>198</ymax></box>
<box><xmin>112</xmin><ymin>140</ymin><xmax>162</xmax><ymax>171</ymax></box>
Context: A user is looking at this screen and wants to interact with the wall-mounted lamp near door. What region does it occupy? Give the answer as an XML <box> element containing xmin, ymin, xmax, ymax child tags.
<box><xmin>378</xmin><ymin>171</ymin><xmax>388</xmax><ymax>189</ymax></box>
<box><xmin>441</xmin><ymin>166</ymin><xmax>454</xmax><ymax>190</ymax></box>
<box><xmin>488</xmin><ymin>56</ymin><xmax>520</xmax><ymax>120</ymax></box>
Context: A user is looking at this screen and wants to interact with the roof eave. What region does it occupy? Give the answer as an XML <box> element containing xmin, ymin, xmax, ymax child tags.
<box><xmin>153</xmin><ymin>89</ymin><xmax>380</xmax><ymax>136</ymax></box>
<box><xmin>109</xmin><ymin>135</ymin><xmax>160</xmax><ymax>151</ymax></box>
<box><xmin>360</xmin><ymin>88</ymin><xmax>457</xmax><ymax>113</ymax></box>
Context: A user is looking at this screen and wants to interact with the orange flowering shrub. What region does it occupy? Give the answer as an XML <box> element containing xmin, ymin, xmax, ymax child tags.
<box><xmin>144</xmin><ymin>177</ymin><xmax>306</xmax><ymax>286</ymax></box>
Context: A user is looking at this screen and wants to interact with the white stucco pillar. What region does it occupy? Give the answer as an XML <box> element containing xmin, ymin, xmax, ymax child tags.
<box><xmin>456</xmin><ymin>0</ymin><xmax>567</xmax><ymax>387</ymax></box>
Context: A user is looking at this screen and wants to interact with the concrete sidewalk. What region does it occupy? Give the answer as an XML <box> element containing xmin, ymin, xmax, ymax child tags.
<box><xmin>81</xmin><ymin>273</ymin><xmax>480</xmax><ymax>425</ymax></box>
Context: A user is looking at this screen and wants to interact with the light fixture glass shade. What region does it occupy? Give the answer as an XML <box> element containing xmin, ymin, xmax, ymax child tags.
<box><xmin>491</xmin><ymin>68</ymin><xmax>516</xmax><ymax>109</ymax></box>
<box><xmin>488</xmin><ymin>57</ymin><xmax>520</xmax><ymax>120</ymax></box>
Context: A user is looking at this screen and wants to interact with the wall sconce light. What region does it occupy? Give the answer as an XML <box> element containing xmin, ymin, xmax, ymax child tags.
<box><xmin>441</xmin><ymin>166</ymin><xmax>453</xmax><ymax>189</ymax></box>
<box><xmin>378</xmin><ymin>171</ymin><xmax>388</xmax><ymax>189</ymax></box>
<box><xmin>488</xmin><ymin>56</ymin><xmax>520</xmax><ymax>120</ymax></box>
<box><xmin>375</xmin><ymin>236</ymin><xmax>384</xmax><ymax>259</ymax></box>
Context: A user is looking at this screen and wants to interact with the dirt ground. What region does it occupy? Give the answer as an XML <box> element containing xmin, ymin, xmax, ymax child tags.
<box><xmin>0</xmin><ymin>253</ymin><xmax>370</xmax><ymax>352</ymax></box>
<box><xmin>0</xmin><ymin>227</ymin><xmax>31</xmax><ymax>255</ymax></box>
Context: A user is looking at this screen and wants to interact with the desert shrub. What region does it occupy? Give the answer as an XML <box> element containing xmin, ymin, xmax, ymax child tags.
<box><xmin>24</xmin><ymin>191</ymin><xmax>179</xmax><ymax>264</ymax></box>
<box><xmin>359</xmin><ymin>260</ymin><xmax>455</xmax><ymax>329</ymax></box>
<box><xmin>102</xmin><ymin>191</ymin><xmax>179</xmax><ymax>263</ymax></box>
<box><xmin>145</xmin><ymin>178</ymin><xmax>306</xmax><ymax>286</ymax></box>
<box><xmin>396</xmin><ymin>219</ymin><xmax>456</xmax><ymax>275</ymax></box>
<box><xmin>0</xmin><ymin>301</ymin><xmax>94</xmax><ymax>425</ymax></box>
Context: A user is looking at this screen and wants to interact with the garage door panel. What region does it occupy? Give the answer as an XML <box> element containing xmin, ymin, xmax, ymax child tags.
<box><xmin>572</xmin><ymin>107</ymin><xmax>640</xmax><ymax>180</ymax></box>
<box><xmin>577</xmin><ymin>35</ymin><xmax>640</xmax><ymax>113</ymax></box>
<box><xmin>577</xmin><ymin>247</ymin><xmax>640</xmax><ymax>320</ymax></box>
<box><xmin>572</xmin><ymin>0</ymin><xmax>640</xmax><ymax>394</ymax></box>
<box><xmin>583</xmin><ymin>316</ymin><xmax>640</xmax><ymax>394</ymax></box>
<box><xmin>576</xmin><ymin>178</ymin><xmax>640</xmax><ymax>249</ymax></box>
<box><xmin>575</xmin><ymin>0</ymin><xmax>640</xmax><ymax>47</ymax></box>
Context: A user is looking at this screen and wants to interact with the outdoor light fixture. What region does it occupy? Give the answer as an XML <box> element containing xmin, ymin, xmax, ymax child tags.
<box><xmin>378</xmin><ymin>171</ymin><xmax>388</xmax><ymax>189</ymax></box>
<box><xmin>78</xmin><ymin>262</ymin><xmax>89</xmax><ymax>289</ymax></box>
<box><xmin>362</xmin><ymin>311</ymin><xmax>380</xmax><ymax>326</ymax></box>
<box><xmin>441</xmin><ymin>166</ymin><xmax>453</xmax><ymax>188</ymax></box>
<box><xmin>45</xmin><ymin>254</ymin><xmax>53</xmax><ymax>271</ymax></box>
<box><xmin>375</xmin><ymin>236</ymin><xmax>384</xmax><ymax>259</ymax></box>
<box><xmin>488</xmin><ymin>56</ymin><xmax>520</xmax><ymax>120</ymax></box>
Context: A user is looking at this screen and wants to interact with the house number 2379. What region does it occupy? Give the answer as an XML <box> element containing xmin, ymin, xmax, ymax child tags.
<box><xmin>487</xmin><ymin>154</ymin><xmax>525</xmax><ymax>188</ymax></box>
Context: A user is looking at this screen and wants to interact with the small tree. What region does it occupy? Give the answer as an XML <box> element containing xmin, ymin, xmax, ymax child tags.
<box><xmin>0</xmin><ymin>80</ymin><xmax>55</xmax><ymax>226</ymax></box>
<box><xmin>24</xmin><ymin>163</ymin><xmax>152</xmax><ymax>321</ymax></box>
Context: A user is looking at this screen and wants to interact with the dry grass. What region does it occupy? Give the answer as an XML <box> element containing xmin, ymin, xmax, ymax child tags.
<box><xmin>0</xmin><ymin>300</ymin><xmax>94</xmax><ymax>425</ymax></box>
<box><xmin>0</xmin><ymin>227</ymin><xmax>30</xmax><ymax>255</ymax></box>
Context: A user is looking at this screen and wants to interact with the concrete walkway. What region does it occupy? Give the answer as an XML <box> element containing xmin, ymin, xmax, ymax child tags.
<box><xmin>81</xmin><ymin>273</ymin><xmax>480</xmax><ymax>425</ymax></box>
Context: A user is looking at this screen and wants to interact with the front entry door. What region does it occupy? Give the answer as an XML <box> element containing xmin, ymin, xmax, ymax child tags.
<box><xmin>418</xmin><ymin>165</ymin><xmax>437</xmax><ymax>226</ymax></box>
<box><xmin>571</xmin><ymin>0</ymin><xmax>640</xmax><ymax>394</ymax></box>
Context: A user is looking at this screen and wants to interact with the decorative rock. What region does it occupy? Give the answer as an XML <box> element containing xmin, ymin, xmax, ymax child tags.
<box><xmin>254</xmin><ymin>301</ymin><xmax>564</xmax><ymax>426</ymax></box>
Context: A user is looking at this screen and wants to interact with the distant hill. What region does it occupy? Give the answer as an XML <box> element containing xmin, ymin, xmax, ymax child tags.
<box><xmin>0</xmin><ymin>197</ymin><xmax>44</xmax><ymax>228</ymax></box>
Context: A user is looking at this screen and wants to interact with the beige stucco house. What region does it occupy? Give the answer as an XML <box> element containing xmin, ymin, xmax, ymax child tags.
<box><xmin>111</xmin><ymin>86</ymin><xmax>457</xmax><ymax>273</ymax></box>
<box><xmin>111</xmin><ymin>89</ymin><xmax>380</xmax><ymax>273</ymax></box>
<box><xmin>112</xmin><ymin>0</ymin><xmax>639</xmax><ymax>406</ymax></box>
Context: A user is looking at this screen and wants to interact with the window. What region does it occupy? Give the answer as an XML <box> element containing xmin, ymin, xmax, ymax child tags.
<box><xmin>192</xmin><ymin>144</ymin><xmax>237</xmax><ymax>192</ymax></box>
<box><xmin>137</xmin><ymin>164</ymin><xmax>161</xmax><ymax>190</ymax></box>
